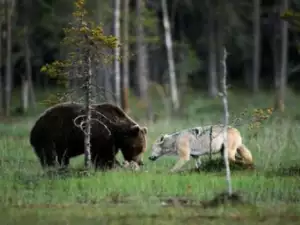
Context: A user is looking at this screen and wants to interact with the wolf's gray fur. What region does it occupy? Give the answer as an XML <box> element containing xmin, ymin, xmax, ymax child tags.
<box><xmin>149</xmin><ymin>124</ymin><xmax>232</xmax><ymax>172</ymax></box>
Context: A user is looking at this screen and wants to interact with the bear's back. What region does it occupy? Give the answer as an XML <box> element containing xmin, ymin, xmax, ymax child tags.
<box><xmin>29</xmin><ymin>102</ymin><xmax>84</xmax><ymax>147</ymax></box>
<box><xmin>92</xmin><ymin>103</ymin><xmax>137</xmax><ymax>126</ymax></box>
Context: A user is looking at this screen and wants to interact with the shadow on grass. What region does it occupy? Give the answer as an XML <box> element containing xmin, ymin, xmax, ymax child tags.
<box><xmin>177</xmin><ymin>158</ymin><xmax>255</xmax><ymax>175</ymax></box>
<box><xmin>264</xmin><ymin>165</ymin><xmax>300</xmax><ymax>177</ymax></box>
<box><xmin>42</xmin><ymin>167</ymin><xmax>98</xmax><ymax>179</ymax></box>
<box><xmin>41</xmin><ymin>165</ymin><xmax>139</xmax><ymax>179</ymax></box>
<box><xmin>159</xmin><ymin>191</ymin><xmax>248</xmax><ymax>209</ymax></box>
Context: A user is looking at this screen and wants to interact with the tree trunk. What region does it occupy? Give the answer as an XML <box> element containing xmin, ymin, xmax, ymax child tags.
<box><xmin>252</xmin><ymin>0</ymin><xmax>261</xmax><ymax>93</ymax></box>
<box><xmin>4</xmin><ymin>0</ymin><xmax>14</xmax><ymax>117</ymax></box>
<box><xmin>121</xmin><ymin>0</ymin><xmax>130</xmax><ymax>113</ymax></box>
<box><xmin>21</xmin><ymin>78</ymin><xmax>29</xmax><ymax>112</ymax></box>
<box><xmin>216</xmin><ymin>14</ymin><xmax>224</xmax><ymax>91</ymax></box>
<box><xmin>114</xmin><ymin>0</ymin><xmax>121</xmax><ymax>107</ymax></box>
<box><xmin>207</xmin><ymin>1</ymin><xmax>218</xmax><ymax>97</ymax></box>
<box><xmin>0</xmin><ymin>12</ymin><xmax>3</xmax><ymax>115</ymax></box>
<box><xmin>24</xmin><ymin>25</ymin><xmax>36</xmax><ymax>111</ymax></box>
<box><xmin>220</xmin><ymin>47</ymin><xmax>233</xmax><ymax>196</ymax></box>
<box><xmin>274</xmin><ymin>0</ymin><xmax>289</xmax><ymax>112</ymax></box>
<box><xmin>136</xmin><ymin>0</ymin><xmax>151</xmax><ymax>121</ymax></box>
<box><xmin>84</xmin><ymin>53</ymin><xmax>92</xmax><ymax>169</ymax></box>
<box><xmin>161</xmin><ymin>0</ymin><xmax>180</xmax><ymax>111</ymax></box>
<box><xmin>95</xmin><ymin>0</ymin><xmax>113</xmax><ymax>103</ymax></box>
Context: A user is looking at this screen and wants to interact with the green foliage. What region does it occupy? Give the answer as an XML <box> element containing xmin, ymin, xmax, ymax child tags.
<box><xmin>40</xmin><ymin>0</ymin><xmax>117</xmax><ymax>90</ymax></box>
<box><xmin>281</xmin><ymin>9</ymin><xmax>300</xmax><ymax>28</ymax></box>
<box><xmin>42</xmin><ymin>92</ymin><xmax>70</xmax><ymax>107</ymax></box>
<box><xmin>280</xmin><ymin>9</ymin><xmax>300</xmax><ymax>55</ymax></box>
<box><xmin>233</xmin><ymin>107</ymin><xmax>274</xmax><ymax>131</ymax></box>
<box><xmin>128</xmin><ymin>2</ymin><xmax>161</xmax><ymax>46</ymax></box>
<box><xmin>175</xmin><ymin>42</ymin><xmax>202</xmax><ymax>77</ymax></box>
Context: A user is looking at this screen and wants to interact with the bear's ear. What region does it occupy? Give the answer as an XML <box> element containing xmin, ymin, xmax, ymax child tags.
<box><xmin>141</xmin><ymin>126</ymin><xmax>148</xmax><ymax>134</ymax></box>
<box><xmin>129</xmin><ymin>124</ymin><xmax>140</xmax><ymax>135</ymax></box>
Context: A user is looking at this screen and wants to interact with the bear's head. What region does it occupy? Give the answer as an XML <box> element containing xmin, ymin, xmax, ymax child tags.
<box><xmin>116</xmin><ymin>124</ymin><xmax>148</xmax><ymax>166</ymax></box>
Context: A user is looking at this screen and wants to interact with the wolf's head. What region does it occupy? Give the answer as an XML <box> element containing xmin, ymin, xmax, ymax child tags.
<box><xmin>148</xmin><ymin>134</ymin><xmax>176</xmax><ymax>161</ymax></box>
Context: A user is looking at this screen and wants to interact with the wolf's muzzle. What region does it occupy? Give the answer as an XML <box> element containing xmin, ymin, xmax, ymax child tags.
<box><xmin>148</xmin><ymin>156</ymin><xmax>158</xmax><ymax>161</ymax></box>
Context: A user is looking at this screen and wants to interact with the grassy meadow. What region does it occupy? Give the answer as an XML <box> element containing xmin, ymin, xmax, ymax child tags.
<box><xmin>1</xmin><ymin>88</ymin><xmax>300</xmax><ymax>224</ymax></box>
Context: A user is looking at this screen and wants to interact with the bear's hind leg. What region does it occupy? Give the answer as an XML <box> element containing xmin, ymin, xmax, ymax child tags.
<box><xmin>37</xmin><ymin>148</ymin><xmax>56</xmax><ymax>169</ymax></box>
<box><xmin>57</xmin><ymin>149</ymin><xmax>70</xmax><ymax>169</ymax></box>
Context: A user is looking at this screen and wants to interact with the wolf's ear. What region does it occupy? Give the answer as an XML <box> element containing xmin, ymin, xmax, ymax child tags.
<box><xmin>159</xmin><ymin>135</ymin><xmax>165</xmax><ymax>143</ymax></box>
<box><xmin>194</xmin><ymin>128</ymin><xmax>201</xmax><ymax>137</ymax></box>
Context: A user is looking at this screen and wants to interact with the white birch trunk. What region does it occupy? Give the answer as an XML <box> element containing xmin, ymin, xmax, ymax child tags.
<box><xmin>114</xmin><ymin>0</ymin><xmax>121</xmax><ymax>107</ymax></box>
<box><xmin>21</xmin><ymin>78</ymin><xmax>29</xmax><ymax>112</ymax></box>
<box><xmin>0</xmin><ymin>10</ymin><xmax>3</xmax><ymax>114</ymax></box>
<box><xmin>122</xmin><ymin>0</ymin><xmax>130</xmax><ymax>112</ymax></box>
<box><xmin>5</xmin><ymin>0</ymin><xmax>14</xmax><ymax>116</ymax></box>
<box><xmin>275</xmin><ymin>0</ymin><xmax>289</xmax><ymax>112</ymax></box>
<box><xmin>24</xmin><ymin>25</ymin><xmax>36</xmax><ymax>110</ymax></box>
<box><xmin>161</xmin><ymin>0</ymin><xmax>179</xmax><ymax>111</ymax></box>
<box><xmin>220</xmin><ymin>47</ymin><xmax>232</xmax><ymax>195</ymax></box>
<box><xmin>207</xmin><ymin>0</ymin><xmax>218</xmax><ymax>97</ymax></box>
<box><xmin>84</xmin><ymin>55</ymin><xmax>92</xmax><ymax>168</ymax></box>
<box><xmin>252</xmin><ymin>0</ymin><xmax>261</xmax><ymax>92</ymax></box>
<box><xmin>136</xmin><ymin>0</ymin><xmax>152</xmax><ymax>121</ymax></box>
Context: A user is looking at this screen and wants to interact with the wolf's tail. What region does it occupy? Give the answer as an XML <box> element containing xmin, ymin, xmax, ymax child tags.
<box><xmin>237</xmin><ymin>144</ymin><xmax>253</xmax><ymax>165</ymax></box>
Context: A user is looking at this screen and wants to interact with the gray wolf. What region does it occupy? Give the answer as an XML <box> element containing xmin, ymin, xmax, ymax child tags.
<box><xmin>148</xmin><ymin>124</ymin><xmax>253</xmax><ymax>173</ymax></box>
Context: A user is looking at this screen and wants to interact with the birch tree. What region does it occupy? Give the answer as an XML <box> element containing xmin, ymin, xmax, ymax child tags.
<box><xmin>274</xmin><ymin>0</ymin><xmax>289</xmax><ymax>112</ymax></box>
<box><xmin>121</xmin><ymin>0</ymin><xmax>130</xmax><ymax>113</ymax></box>
<box><xmin>0</xmin><ymin>0</ymin><xmax>3</xmax><ymax>114</ymax></box>
<box><xmin>252</xmin><ymin>0</ymin><xmax>261</xmax><ymax>92</ymax></box>
<box><xmin>161</xmin><ymin>0</ymin><xmax>179</xmax><ymax>111</ymax></box>
<box><xmin>21</xmin><ymin>0</ymin><xmax>36</xmax><ymax>113</ymax></box>
<box><xmin>4</xmin><ymin>0</ymin><xmax>14</xmax><ymax>116</ymax></box>
<box><xmin>114</xmin><ymin>0</ymin><xmax>121</xmax><ymax>107</ymax></box>
<box><xmin>220</xmin><ymin>47</ymin><xmax>233</xmax><ymax>195</ymax></box>
<box><xmin>207</xmin><ymin>0</ymin><xmax>218</xmax><ymax>97</ymax></box>
<box><xmin>41</xmin><ymin>0</ymin><xmax>117</xmax><ymax>169</ymax></box>
<box><xmin>136</xmin><ymin>0</ymin><xmax>152</xmax><ymax>120</ymax></box>
<box><xmin>94</xmin><ymin>0</ymin><xmax>114</xmax><ymax>103</ymax></box>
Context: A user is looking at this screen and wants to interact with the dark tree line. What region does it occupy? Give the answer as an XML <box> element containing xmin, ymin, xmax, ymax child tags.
<box><xmin>0</xmin><ymin>0</ymin><xmax>299</xmax><ymax>116</ymax></box>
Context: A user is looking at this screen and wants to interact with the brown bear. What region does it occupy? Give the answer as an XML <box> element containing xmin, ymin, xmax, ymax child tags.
<box><xmin>91</xmin><ymin>103</ymin><xmax>148</xmax><ymax>166</ymax></box>
<box><xmin>29</xmin><ymin>102</ymin><xmax>148</xmax><ymax>170</ymax></box>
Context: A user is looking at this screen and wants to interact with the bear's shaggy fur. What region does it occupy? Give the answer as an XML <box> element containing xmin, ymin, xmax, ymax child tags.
<box><xmin>29</xmin><ymin>102</ymin><xmax>148</xmax><ymax>170</ymax></box>
<box><xmin>91</xmin><ymin>103</ymin><xmax>148</xmax><ymax>165</ymax></box>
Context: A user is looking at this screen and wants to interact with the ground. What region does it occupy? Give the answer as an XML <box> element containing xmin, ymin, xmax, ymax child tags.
<box><xmin>1</xmin><ymin>87</ymin><xmax>300</xmax><ymax>224</ymax></box>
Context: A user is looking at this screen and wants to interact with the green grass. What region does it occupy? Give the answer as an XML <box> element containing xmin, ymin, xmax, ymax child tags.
<box><xmin>1</xmin><ymin>88</ymin><xmax>300</xmax><ymax>224</ymax></box>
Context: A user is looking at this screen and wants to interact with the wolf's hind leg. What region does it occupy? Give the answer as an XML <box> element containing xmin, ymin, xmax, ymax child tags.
<box><xmin>226</xmin><ymin>147</ymin><xmax>237</xmax><ymax>164</ymax></box>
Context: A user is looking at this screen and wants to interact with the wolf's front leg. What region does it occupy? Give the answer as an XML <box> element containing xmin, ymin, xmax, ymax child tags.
<box><xmin>170</xmin><ymin>136</ymin><xmax>191</xmax><ymax>173</ymax></box>
<box><xmin>170</xmin><ymin>158</ymin><xmax>189</xmax><ymax>173</ymax></box>
<box><xmin>194</xmin><ymin>156</ymin><xmax>202</xmax><ymax>169</ymax></box>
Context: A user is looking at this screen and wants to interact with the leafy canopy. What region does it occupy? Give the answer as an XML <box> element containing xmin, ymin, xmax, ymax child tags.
<box><xmin>41</xmin><ymin>0</ymin><xmax>117</xmax><ymax>86</ymax></box>
<box><xmin>40</xmin><ymin>0</ymin><xmax>118</xmax><ymax>106</ymax></box>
